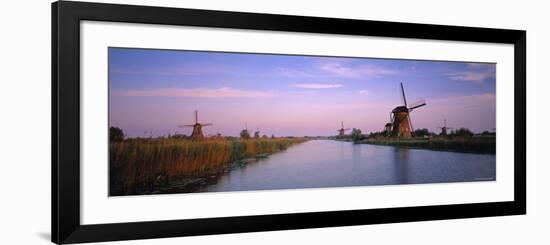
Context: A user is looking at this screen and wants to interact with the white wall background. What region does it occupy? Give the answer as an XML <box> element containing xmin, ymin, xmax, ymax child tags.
<box><xmin>0</xmin><ymin>0</ymin><xmax>547</xmax><ymax>244</ymax></box>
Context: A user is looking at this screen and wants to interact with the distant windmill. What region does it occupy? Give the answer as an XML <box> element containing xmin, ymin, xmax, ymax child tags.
<box><xmin>254</xmin><ymin>128</ymin><xmax>260</xmax><ymax>139</ymax></box>
<box><xmin>390</xmin><ymin>82</ymin><xmax>427</xmax><ymax>138</ymax></box>
<box><xmin>384</xmin><ymin>123</ymin><xmax>393</xmax><ymax>137</ymax></box>
<box><xmin>240</xmin><ymin>122</ymin><xmax>251</xmax><ymax>139</ymax></box>
<box><xmin>178</xmin><ymin>110</ymin><xmax>212</xmax><ymax>140</ymax></box>
<box><xmin>438</xmin><ymin>119</ymin><xmax>453</xmax><ymax>136</ymax></box>
<box><xmin>337</xmin><ymin>121</ymin><xmax>351</xmax><ymax>138</ymax></box>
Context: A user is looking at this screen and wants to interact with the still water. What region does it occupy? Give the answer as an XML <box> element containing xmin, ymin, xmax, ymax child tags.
<box><xmin>197</xmin><ymin>140</ymin><xmax>495</xmax><ymax>193</ymax></box>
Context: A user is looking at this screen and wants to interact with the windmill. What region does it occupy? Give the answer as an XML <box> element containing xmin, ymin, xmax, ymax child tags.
<box><xmin>337</xmin><ymin>121</ymin><xmax>351</xmax><ymax>138</ymax></box>
<box><xmin>438</xmin><ymin>119</ymin><xmax>453</xmax><ymax>136</ymax></box>
<box><xmin>178</xmin><ymin>110</ymin><xmax>212</xmax><ymax>140</ymax></box>
<box><xmin>240</xmin><ymin>122</ymin><xmax>250</xmax><ymax>139</ymax></box>
<box><xmin>254</xmin><ymin>128</ymin><xmax>260</xmax><ymax>139</ymax></box>
<box><xmin>390</xmin><ymin>82</ymin><xmax>427</xmax><ymax>138</ymax></box>
<box><xmin>384</xmin><ymin>123</ymin><xmax>393</xmax><ymax>137</ymax></box>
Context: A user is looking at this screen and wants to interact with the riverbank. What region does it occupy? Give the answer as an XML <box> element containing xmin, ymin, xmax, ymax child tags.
<box><xmin>109</xmin><ymin>137</ymin><xmax>307</xmax><ymax>196</ymax></box>
<box><xmin>356</xmin><ymin>136</ymin><xmax>495</xmax><ymax>154</ymax></box>
<box><xmin>140</xmin><ymin>155</ymin><xmax>269</xmax><ymax>195</ymax></box>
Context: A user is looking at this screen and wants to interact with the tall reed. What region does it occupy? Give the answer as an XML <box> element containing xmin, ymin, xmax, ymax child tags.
<box><xmin>109</xmin><ymin>137</ymin><xmax>306</xmax><ymax>195</ymax></box>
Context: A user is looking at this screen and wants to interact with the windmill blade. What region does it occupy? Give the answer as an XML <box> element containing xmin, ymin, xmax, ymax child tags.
<box><xmin>344</xmin><ymin>128</ymin><xmax>351</xmax><ymax>131</ymax></box>
<box><xmin>179</xmin><ymin>124</ymin><xmax>195</xmax><ymax>127</ymax></box>
<box><xmin>194</xmin><ymin>110</ymin><xmax>199</xmax><ymax>124</ymax></box>
<box><xmin>202</xmin><ymin>123</ymin><xmax>213</xmax><ymax>126</ymax></box>
<box><xmin>408</xmin><ymin>100</ymin><xmax>426</xmax><ymax>111</ymax></box>
<box><xmin>400</xmin><ymin>82</ymin><xmax>408</xmax><ymax>107</ymax></box>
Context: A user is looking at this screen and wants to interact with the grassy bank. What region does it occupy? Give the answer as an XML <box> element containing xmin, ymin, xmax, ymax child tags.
<box><xmin>358</xmin><ymin>136</ymin><xmax>495</xmax><ymax>154</ymax></box>
<box><xmin>109</xmin><ymin>137</ymin><xmax>306</xmax><ymax>195</ymax></box>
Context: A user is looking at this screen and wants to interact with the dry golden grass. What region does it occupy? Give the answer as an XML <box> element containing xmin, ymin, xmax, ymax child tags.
<box><xmin>109</xmin><ymin>137</ymin><xmax>306</xmax><ymax>195</ymax></box>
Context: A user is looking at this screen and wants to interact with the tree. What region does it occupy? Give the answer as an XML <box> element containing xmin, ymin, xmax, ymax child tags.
<box><xmin>351</xmin><ymin>128</ymin><xmax>363</xmax><ymax>142</ymax></box>
<box><xmin>453</xmin><ymin>128</ymin><xmax>474</xmax><ymax>137</ymax></box>
<box><xmin>368</xmin><ymin>131</ymin><xmax>384</xmax><ymax>139</ymax></box>
<box><xmin>413</xmin><ymin>128</ymin><xmax>431</xmax><ymax>137</ymax></box>
<box><xmin>171</xmin><ymin>133</ymin><xmax>187</xmax><ymax>139</ymax></box>
<box><xmin>240</xmin><ymin>129</ymin><xmax>250</xmax><ymax>139</ymax></box>
<box><xmin>110</xmin><ymin>127</ymin><xmax>124</xmax><ymax>142</ymax></box>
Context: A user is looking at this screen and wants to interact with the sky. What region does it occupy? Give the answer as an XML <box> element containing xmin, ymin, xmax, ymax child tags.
<box><xmin>109</xmin><ymin>47</ymin><xmax>496</xmax><ymax>138</ymax></box>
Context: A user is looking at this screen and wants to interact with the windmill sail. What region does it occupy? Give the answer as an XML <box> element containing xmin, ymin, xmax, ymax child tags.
<box><xmin>337</xmin><ymin>121</ymin><xmax>350</xmax><ymax>138</ymax></box>
<box><xmin>409</xmin><ymin>100</ymin><xmax>426</xmax><ymax>111</ymax></box>
<box><xmin>400</xmin><ymin>82</ymin><xmax>408</xmax><ymax>107</ymax></box>
<box><xmin>178</xmin><ymin>110</ymin><xmax>212</xmax><ymax>140</ymax></box>
<box><xmin>390</xmin><ymin>82</ymin><xmax>427</xmax><ymax>138</ymax></box>
<box><xmin>179</xmin><ymin>124</ymin><xmax>195</xmax><ymax>127</ymax></box>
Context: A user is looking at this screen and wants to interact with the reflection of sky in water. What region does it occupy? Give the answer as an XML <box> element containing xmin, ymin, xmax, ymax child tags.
<box><xmin>198</xmin><ymin>140</ymin><xmax>495</xmax><ymax>193</ymax></box>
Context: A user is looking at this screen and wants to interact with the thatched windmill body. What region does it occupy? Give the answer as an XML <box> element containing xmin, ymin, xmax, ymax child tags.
<box><xmin>390</xmin><ymin>83</ymin><xmax>426</xmax><ymax>138</ymax></box>
<box><xmin>179</xmin><ymin>110</ymin><xmax>212</xmax><ymax>140</ymax></box>
<box><xmin>337</xmin><ymin>121</ymin><xmax>351</xmax><ymax>138</ymax></box>
<box><xmin>438</xmin><ymin>119</ymin><xmax>453</xmax><ymax>136</ymax></box>
<box><xmin>384</xmin><ymin>123</ymin><xmax>393</xmax><ymax>137</ymax></box>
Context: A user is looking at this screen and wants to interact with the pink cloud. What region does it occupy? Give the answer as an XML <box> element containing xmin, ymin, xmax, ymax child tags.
<box><xmin>277</xmin><ymin>68</ymin><xmax>315</xmax><ymax>78</ymax></box>
<box><xmin>112</xmin><ymin>87</ymin><xmax>275</xmax><ymax>98</ymax></box>
<box><xmin>112</xmin><ymin>63</ymin><xmax>231</xmax><ymax>76</ymax></box>
<box><xmin>447</xmin><ymin>71</ymin><xmax>495</xmax><ymax>83</ymax></box>
<box><xmin>292</xmin><ymin>83</ymin><xmax>343</xmax><ymax>89</ymax></box>
<box><xmin>429</xmin><ymin>93</ymin><xmax>495</xmax><ymax>106</ymax></box>
<box><xmin>448</xmin><ymin>63</ymin><xmax>496</xmax><ymax>83</ymax></box>
<box><xmin>319</xmin><ymin>62</ymin><xmax>399</xmax><ymax>79</ymax></box>
<box><xmin>467</xmin><ymin>63</ymin><xmax>495</xmax><ymax>68</ymax></box>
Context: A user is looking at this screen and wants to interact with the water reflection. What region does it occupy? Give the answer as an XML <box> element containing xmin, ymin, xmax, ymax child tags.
<box><xmin>351</xmin><ymin>144</ymin><xmax>362</xmax><ymax>174</ymax></box>
<box><xmin>194</xmin><ymin>140</ymin><xmax>495</xmax><ymax>193</ymax></box>
<box><xmin>393</xmin><ymin>147</ymin><xmax>410</xmax><ymax>185</ymax></box>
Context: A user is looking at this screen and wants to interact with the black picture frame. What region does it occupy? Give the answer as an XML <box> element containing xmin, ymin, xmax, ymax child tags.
<box><xmin>52</xmin><ymin>1</ymin><xmax>526</xmax><ymax>244</ymax></box>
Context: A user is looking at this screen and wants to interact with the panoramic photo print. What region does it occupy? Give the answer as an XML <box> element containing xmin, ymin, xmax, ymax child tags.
<box><xmin>108</xmin><ymin>47</ymin><xmax>496</xmax><ymax>196</ymax></box>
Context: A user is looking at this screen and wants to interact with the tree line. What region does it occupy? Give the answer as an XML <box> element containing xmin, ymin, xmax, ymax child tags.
<box><xmin>341</xmin><ymin>127</ymin><xmax>494</xmax><ymax>143</ymax></box>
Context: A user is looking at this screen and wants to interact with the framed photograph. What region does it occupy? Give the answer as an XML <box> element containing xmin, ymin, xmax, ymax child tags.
<box><xmin>52</xmin><ymin>1</ymin><xmax>526</xmax><ymax>244</ymax></box>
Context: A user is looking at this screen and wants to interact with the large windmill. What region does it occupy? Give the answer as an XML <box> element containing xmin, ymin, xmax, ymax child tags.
<box><xmin>390</xmin><ymin>82</ymin><xmax>427</xmax><ymax>138</ymax></box>
<box><xmin>438</xmin><ymin>119</ymin><xmax>453</xmax><ymax>136</ymax></box>
<box><xmin>178</xmin><ymin>110</ymin><xmax>212</xmax><ymax>140</ymax></box>
<box><xmin>337</xmin><ymin>121</ymin><xmax>351</xmax><ymax>138</ymax></box>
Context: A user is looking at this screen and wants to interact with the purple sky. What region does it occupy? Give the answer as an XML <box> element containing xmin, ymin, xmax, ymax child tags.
<box><xmin>109</xmin><ymin>48</ymin><xmax>496</xmax><ymax>137</ymax></box>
